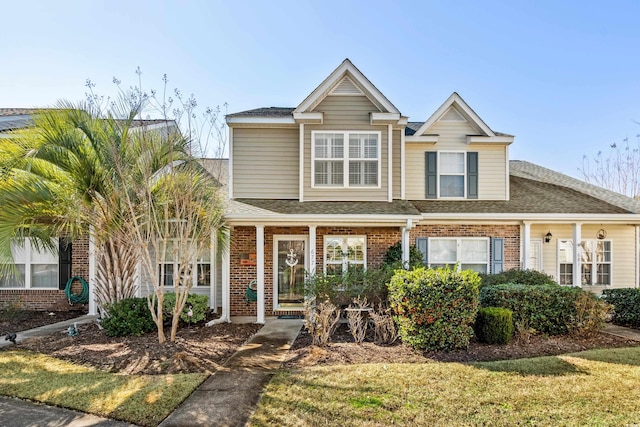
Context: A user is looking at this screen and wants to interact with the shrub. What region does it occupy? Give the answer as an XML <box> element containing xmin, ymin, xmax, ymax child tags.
<box><xmin>305</xmin><ymin>265</ymin><xmax>396</xmax><ymax>308</ymax></box>
<box><xmin>102</xmin><ymin>297</ymin><xmax>155</xmax><ymax>337</ymax></box>
<box><xmin>369</xmin><ymin>304</ymin><xmax>398</xmax><ymax>345</ymax></box>
<box><xmin>480</xmin><ymin>283</ymin><xmax>599</xmax><ymax>336</ymax></box>
<box><xmin>303</xmin><ymin>298</ymin><xmax>340</xmax><ymax>346</ymax></box>
<box><xmin>162</xmin><ymin>293</ymin><xmax>209</xmax><ymax>325</ymax></box>
<box><xmin>569</xmin><ymin>291</ymin><xmax>612</xmax><ymax>337</ymax></box>
<box><xmin>480</xmin><ymin>269</ymin><xmax>558</xmax><ymax>288</ymax></box>
<box><xmin>474</xmin><ymin>307</ymin><xmax>514</xmax><ymax>344</ymax></box>
<box><xmin>346</xmin><ymin>297</ymin><xmax>370</xmax><ymax>344</ymax></box>
<box><xmin>383</xmin><ymin>241</ymin><xmax>424</xmax><ymax>269</ymax></box>
<box><xmin>388</xmin><ymin>267</ymin><xmax>480</xmax><ymax>351</ymax></box>
<box><xmin>601</xmin><ymin>288</ymin><xmax>640</xmax><ymax>327</ymax></box>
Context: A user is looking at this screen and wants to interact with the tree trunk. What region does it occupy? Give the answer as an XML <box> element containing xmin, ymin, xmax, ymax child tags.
<box><xmin>94</xmin><ymin>236</ymin><xmax>138</xmax><ymax>317</ymax></box>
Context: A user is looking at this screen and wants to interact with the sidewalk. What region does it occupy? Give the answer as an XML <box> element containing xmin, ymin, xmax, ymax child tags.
<box><xmin>0</xmin><ymin>314</ymin><xmax>99</xmax><ymax>348</ymax></box>
<box><xmin>602</xmin><ymin>324</ymin><xmax>640</xmax><ymax>341</ymax></box>
<box><xmin>159</xmin><ymin>318</ymin><xmax>303</xmax><ymax>427</ymax></box>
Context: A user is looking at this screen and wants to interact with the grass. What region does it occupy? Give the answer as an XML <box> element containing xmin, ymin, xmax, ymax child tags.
<box><xmin>0</xmin><ymin>350</ymin><xmax>207</xmax><ymax>426</ymax></box>
<box><xmin>250</xmin><ymin>346</ymin><xmax>640</xmax><ymax>426</ymax></box>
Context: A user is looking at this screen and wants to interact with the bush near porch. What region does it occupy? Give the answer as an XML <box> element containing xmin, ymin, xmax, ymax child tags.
<box><xmin>602</xmin><ymin>288</ymin><xmax>640</xmax><ymax>327</ymax></box>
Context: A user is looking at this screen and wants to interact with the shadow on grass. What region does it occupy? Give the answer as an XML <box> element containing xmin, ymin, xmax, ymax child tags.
<box><xmin>472</xmin><ymin>355</ymin><xmax>585</xmax><ymax>376</ymax></box>
<box><xmin>566</xmin><ymin>346</ymin><xmax>640</xmax><ymax>367</ymax></box>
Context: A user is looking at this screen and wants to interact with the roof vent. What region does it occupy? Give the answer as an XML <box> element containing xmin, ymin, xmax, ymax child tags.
<box><xmin>441</xmin><ymin>106</ymin><xmax>467</xmax><ymax>122</ymax></box>
<box><xmin>330</xmin><ymin>76</ymin><xmax>364</xmax><ymax>96</ymax></box>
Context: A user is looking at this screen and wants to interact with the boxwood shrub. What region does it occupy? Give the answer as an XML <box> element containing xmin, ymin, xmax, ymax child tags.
<box><xmin>480</xmin><ymin>283</ymin><xmax>589</xmax><ymax>336</ymax></box>
<box><xmin>388</xmin><ymin>267</ymin><xmax>480</xmax><ymax>351</ymax></box>
<box><xmin>102</xmin><ymin>297</ymin><xmax>155</xmax><ymax>337</ymax></box>
<box><xmin>480</xmin><ymin>268</ymin><xmax>558</xmax><ymax>289</ymax></box>
<box><xmin>601</xmin><ymin>288</ymin><xmax>640</xmax><ymax>327</ymax></box>
<box><xmin>162</xmin><ymin>293</ymin><xmax>209</xmax><ymax>324</ymax></box>
<box><xmin>474</xmin><ymin>307</ymin><xmax>514</xmax><ymax>344</ymax></box>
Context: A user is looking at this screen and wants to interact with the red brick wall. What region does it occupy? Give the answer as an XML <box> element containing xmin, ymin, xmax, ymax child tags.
<box><xmin>0</xmin><ymin>236</ymin><xmax>91</xmax><ymax>312</ymax></box>
<box><xmin>410</xmin><ymin>224</ymin><xmax>520</xmax><ymax>271</ymax></box>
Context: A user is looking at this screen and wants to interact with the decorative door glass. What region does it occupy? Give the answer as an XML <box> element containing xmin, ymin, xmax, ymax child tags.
<box><xmin>276</xmin><ymin>239</ymin><xmax>306</xmax><ymax>308</ymax></box>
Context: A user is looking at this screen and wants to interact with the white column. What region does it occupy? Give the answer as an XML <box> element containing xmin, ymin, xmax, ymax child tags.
<box><xmin>209</xmin><ymin>231</ymin><xmax>216</xmax><ymax>311</ymax></box>
<box><xmin>521</xmin><ymin>222</ymin><xmax>531</xmax><ymax>270</ymax></box>
<box><xmin>256</xmin><ymin>225</ymin><xmax>265</xmax><ymax>324</ymax></box>
<box><xmin>636</xmin><ymin>226</ymin><xmax>640</xmax><ymax>288</ymax></box>
<box><xmin>299</xmin><ymin>123</ymin><xmax>305</xmax><ymax>202</ymax></box>
<box><xmin>573</xmin><ymin>223</ymin><xmax>582</xmax><ymax>287</ymax></box>
<box><xmin>309</xmin><ymin>225</ymin><xmax>317</xmax><ymax>276</ymax></box>
<box><xmin>208</xmin><ymin>228</ymin><xmax>230</xmax><ymax>325</ymax></box>
<box><xmin>88</xmin><ymin>230</ymin><xmax>97</xmax><ymax>315</ymax></box>
<box><xmin>401</xmin><ymin>219</ymin><xmax>412</xmax><ymax>267</ymax></box>
<box><xmin>400</xmin><ymin>125</ymin><xmax>406</xmax><ymax>200</ymax></box>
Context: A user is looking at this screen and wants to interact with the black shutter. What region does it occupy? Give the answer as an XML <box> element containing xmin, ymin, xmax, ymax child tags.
<box><xmin>415</xmin><ymin>237</ymin><xmax>428</xmax><ymax>265</ymax></box>
<box><xmin>467</xmin><ymin>151</ymin><xmax>478</xmax><ymax>199</ymax></box>
<box><xmin>491</xmin><ymin>237</ymin><xmax>504</xmax><ymax>274</ymax></box>
<box><xmin>425</xmin><ymin>151</ymin><xmax>437</xmax><ymax>199</ymax></box>
<box><xmin>58</xmin><ymin>239</ymin><xmax>72</xmax><ymax>290</ymax></box>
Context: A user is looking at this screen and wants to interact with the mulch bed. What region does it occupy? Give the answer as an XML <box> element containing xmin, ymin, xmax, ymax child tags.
<box><xmin>284</xmin><ymin>323</ymin><xmax>640</xmax><ymax>368</ymax></box>
<box><xmin>0</xmin><ymin>310</ymin><xmax>86</xmax><ymax>335</ymax></box>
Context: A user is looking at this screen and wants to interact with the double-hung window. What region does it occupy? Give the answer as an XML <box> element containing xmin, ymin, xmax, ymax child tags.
<box><xmin>313</xmin><ymin>131</ymin><xmax>380</xmax><ymax>188</ymax></box>
<box><xmin>158</xmin><ymin>240</ymin><xmax>211</xmax><ymax>287</ymax></box>
<box><xmin>558</xmin><ymin>239</ymin><xmax>611</xmax><ymax>285</ymax></box>
<box><xmin>425</xmin><ymin>151</ymin><xmax>478</xmax><ymax>199</ymax></box>
<box><xmin>427</xmin><ymin>237</ymin><xmax>489</xmax><ymax>274</ymax></box>
<box><xmin>0</xmin><ymin>238</ymin><xmax>58</xmax><ymax>289</ymax></box>
<box><xmin>439</xmin><ymin>152</ymin><xmax>465</xmax><ymax>197</ymax></box>
<box><xmin>324</xmin><ymin>236</ymin><xmax>366</xmax><ymax>275</ymax></box>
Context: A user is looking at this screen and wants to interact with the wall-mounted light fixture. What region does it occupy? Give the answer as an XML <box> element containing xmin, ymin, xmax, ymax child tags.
<box><xmin>544</xmin><ymin>231</ymin><xmax>552</xmax><ymax>243</ymax></box>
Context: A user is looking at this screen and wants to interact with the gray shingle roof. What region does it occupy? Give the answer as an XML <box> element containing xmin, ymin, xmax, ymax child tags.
<box><xmin>232</xmin><ymin>199</ymin><xmax>421</xmax><ymax>215</ymax></box>
<box><xmin>226</xmin><ymin>107</ymin><xmax>294</xmax><ymax>118</ymax></box>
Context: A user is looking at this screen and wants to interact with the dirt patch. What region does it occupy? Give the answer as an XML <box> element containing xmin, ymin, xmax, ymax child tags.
<box><xmin>285</xmin><ymin>323</ymin><xmax>640</xmax><ymax>368</ymax></box>
<box><xmin>0</xmin><ymin>310</ymin><xmax>86</xmax><ymax>335</ymax></box>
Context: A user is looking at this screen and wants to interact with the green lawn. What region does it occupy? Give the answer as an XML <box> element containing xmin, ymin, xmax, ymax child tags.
<box><xmin>250</xmin><ymin>347</ymin><xmax>640</xmax><ymax>426</ymax></box>
<box><xmin>0</xmin><ymin>350</ymin><xmax>206</xmax><ymax>426</ymax></box>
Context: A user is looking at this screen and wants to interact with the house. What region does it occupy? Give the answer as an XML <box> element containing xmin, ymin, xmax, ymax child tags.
<box><xmin>3</xmin><ymin>60</ymin><xmax>640</xmax><ymax>321</ymax></box>
<box><xmin>220</xmin><ymin>59</ymin><xmax>640</xmax><ymax>323</ymax></box>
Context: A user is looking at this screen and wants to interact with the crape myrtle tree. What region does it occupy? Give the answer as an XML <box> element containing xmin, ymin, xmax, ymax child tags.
<box><xmin>0</xmin><ymin>70</ymin><xmax>227</xmax><ymax>343</ymax></box>
<box><xmin>580</xmin><ymin>132</ymin><xmax>640</xmax><ymax>199</ymax></box>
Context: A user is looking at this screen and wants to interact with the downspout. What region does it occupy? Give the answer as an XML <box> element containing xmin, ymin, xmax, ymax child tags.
<box><xmin>402</xmin><ymin>218</ymin><xmax>413</xmax><ymax>267</ymax></box>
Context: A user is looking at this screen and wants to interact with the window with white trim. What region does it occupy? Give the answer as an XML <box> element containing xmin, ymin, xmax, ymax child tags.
<box><xmin>558</xmin><ymin>239</ymin><xmax>611</xmax><ymax>285</ymax></box>
<box><xmin>313</xmin><ymin>131</ymin><xmax>380</xmax><ymax>187</ymax></box>
<box><xmin>158</xmin><ymin>240</ymin><xmax>211</xmax><ymax>287</ymax></box>
<box><xmin>324</xmin><ymin>236</ymin><xmax>366</xmax><ymax>275</ymax></box>
<box><xmin>0</xmin><ymin>238</ymin><xmax>58</xmax><ymax>289</ymax></box>
<box><xmin>428</xmin><ymin>237</ymin><xmax>489</xmax><ymax>274</ymax></box>
<box><xmin>439</xmin><ymin>152</ymin><xmax>465</xmax><ymax>197</ymax></box>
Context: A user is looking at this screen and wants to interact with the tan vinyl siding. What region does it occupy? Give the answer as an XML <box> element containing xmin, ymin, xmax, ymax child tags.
<box><xmin>232</xmin><ymin>127</ymin><xmax>299</xmax><ymax>199</ymax></box>
<box><xmin>477</xmin><ymin>145</ymin><xmax>507</xmax><ymax>200</ymax></box>
<box><xmin>405</xmin><ymin>143</ymin><xmax>430</xmax><ymax>199</ymax></box>
<box><xmin>304</xmin><ymin>95</ymin><xmax>388</xmax><ymax>201</ymax></box>
<box><xmin>426</xmin><ymin>120</ymin><xmax>479</xmax><ymax>150</ymax></box>
<box><xmin>531</xmin><ymin>224</ymin><xmax>636</xmax><ymax>291</ymax></box>
<box><xmin>393</xmin><ymin>129</ymin><xmax>402</xmax><ymax>199</ymax></box>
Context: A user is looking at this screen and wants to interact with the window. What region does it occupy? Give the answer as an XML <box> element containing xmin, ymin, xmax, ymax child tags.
<box><xmin>158</xmin><ymin>240</ymin><xmax>211</xmax><ymax>287</ymax></box>
<box><xmin>313</xmin><ymin>131</ymin><xmax>380</xmax><ymax>188</ymax></box>
<box><xmin>439</xmin><ymin>152</ymin><xmax>465</xmax><ymax>197</ymax></box>
<box><xmin>558</xmin><ymin>240</ymin><xmax>612</xmax><ymax>286</ymax></box>
<box><xmin>0</xmin><ymin>238</ymin><xmax>58</xmax><ymax>289</ymax></box>
<box><xmin>428</xmin><ymin>238</ymin><xmax>489</xmax><ymax>274</ymax></box>
<box><xmin>324</xmin><ymin>236</ymin><xmax>366</xmax><ymax>275</ymax></box>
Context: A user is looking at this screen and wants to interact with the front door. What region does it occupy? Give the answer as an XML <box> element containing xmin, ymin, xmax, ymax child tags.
<box><xmin>273</xmin><ymin>236</ymin><xmax>308</xmax><ymax>310</ymax></box>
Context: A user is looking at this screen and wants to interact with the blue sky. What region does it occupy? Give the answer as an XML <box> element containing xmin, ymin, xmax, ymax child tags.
<box><xmin>2</xmin><ymin>0</ymin><xmax>639</xmax><ymax>177</ymax></box>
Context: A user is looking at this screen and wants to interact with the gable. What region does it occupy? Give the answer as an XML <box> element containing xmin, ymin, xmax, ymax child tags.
<box><xmin>329</xmin><ymin>76</ymin><xmax>364</xmax><ymax>96</ymax></box>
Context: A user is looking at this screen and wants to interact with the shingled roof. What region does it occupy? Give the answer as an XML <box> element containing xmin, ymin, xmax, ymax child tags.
<box><xmin>232</xmin><ymin>199</ymin><xmax>421</xmax><ymax>215</ymax></box>
<box><xmin>226</xmin><ymin>107</ymin><xmax>294</xmax><ymax>118</ymax></box>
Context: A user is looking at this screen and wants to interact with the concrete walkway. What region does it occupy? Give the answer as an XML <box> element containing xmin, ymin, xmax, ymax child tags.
<box><xmin>602</xmin><ymin>324</ymin><xmax>640</xmax><ymax>341</ymax></box>
<box><xmin>159</xmin><ymin>318</ymin><xmax>303</xmax><ymax>427</ymax></box>
<box><xmin>0</xmin><ymin>314</ymin><xmax>99</xmax><ymax>348</ymax></box>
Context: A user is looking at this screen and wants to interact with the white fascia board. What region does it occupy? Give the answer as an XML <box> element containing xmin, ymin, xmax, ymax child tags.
<box><xmin>370</xmin><ymin>112</ymin><xmax>400</xmax><ymax>125</ymax></box>
<box><xmin>467</xmin><ymin>135</ymin><xmax>515</xmax><ymax>144</ymax></box>
<box><xmin>397</xmin><ymin>116</ymin><xmax>409</xmax><ymax>126</ymax></box>
<box><xmin>226</xmin><ymin>117</ymin><xmax>296</xmax><ymax>125</ymax></box>
<box><xmin>419</xmin><ymin>212</ymin><xmax>640</xmax><ymax>223</ymax></box>
<box><xmin>293</xmin><ymin>112</ymin><xmax>323</xmax><ymax>123</ymax></box>
<box><xmin>405</xmin><ymin>135</ymin><xmax>438</xmax><ymax>143</ymax></box>
<box><xmin>226</xmin><ymin>214</ymin><xmax>422</xmax><ymax>227</ymax></box>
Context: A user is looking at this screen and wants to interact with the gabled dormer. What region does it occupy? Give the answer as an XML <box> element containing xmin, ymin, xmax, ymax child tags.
<box><xmin>404</xmin><ymin>93</ymin><xmax>514</xmax><ymax>201</ymax></box>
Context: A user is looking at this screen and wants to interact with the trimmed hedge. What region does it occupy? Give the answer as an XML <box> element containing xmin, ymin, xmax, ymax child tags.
<box><xmin>602</xmin><ymin>288</ymin><xmax>640</xmax><ymax>327</ymax></box>
<box><xmin>102</xmin><ymin>297</ymin><xmax>155</xmax><ymax>337</ymax></box>
<box><xmin>474</xmin><ymin>307</ymin><xmax>514</xmax><ymax>344</ymax></box>
<box><xmin>480</xmin><ymin>269</ymin><xmax>558</xmax><ymax>288</ymax></box>
<box><xmin>162</xmin><ymin>293</ymin><xmax>209</xmax><ymax>324</ymax></box>
<box><xmin>388</xmin><ymin>267</ymin><xmax>480</xmax><ymax>351</ymax></box>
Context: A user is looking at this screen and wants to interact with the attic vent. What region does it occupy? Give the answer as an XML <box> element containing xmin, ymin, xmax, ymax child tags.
<box><xmin>441</xmin><ymin>107</ymin><xmax>467</xmax><ymax>122</ymax></box>
<box><xmin>330</xmin><ymin>76</ymin><xmax>364</xmax><ymax>96</ymax></box>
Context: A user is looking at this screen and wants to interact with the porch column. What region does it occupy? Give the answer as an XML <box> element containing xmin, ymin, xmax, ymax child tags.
<box><xmin>573</xmin><ymin>223</ymin><xmax>582</xmax><ymax>287</ymax></box>
<box><xmin>209</xmin><ymin>231</ymin><xmax>216</xmax><ymax>311</ymax></box>
<box><xmin>521</xmin><ymin>222</ymin><xmax>531</xmax><ymax>270</ymax></box>
<box><xmin>401</xmin><ymin>219</ymin><xmax>412</xmax><ymax>267</ymax></box>
<box><xmin>88</xmin><ymin>230</ymin><xmax>97</xmax><ymax>316</ymax></box>
<box><xmin>208</xmin><ymin>228</ymin><xmax>230</xmax><ymax>325</ymax></box>
<box><xmin>309</xmin><ymin>225</ymin><xmax>317</xmax><ymax>276</ymax></box>
<box><xmin>256</xmin><ymin>225</ymin><xmax>265</xmax><ymax>324</ymax></box>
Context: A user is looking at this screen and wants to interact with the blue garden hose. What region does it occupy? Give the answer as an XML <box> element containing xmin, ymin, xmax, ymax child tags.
<box><xmin>65</xmin><ymin>276</ymin><xmax>90</xmax><ymax>305</ymax></box>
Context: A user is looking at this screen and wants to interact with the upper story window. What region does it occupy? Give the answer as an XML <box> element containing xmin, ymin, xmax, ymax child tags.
<box><xmin>313</xmin><ymin>131</ymin><xmax>380</xmax><ymax>188</ymax></box>
<box><xmin>426</xmin><ymin>151</ymin><xmax>478</xmax><ymax>199</ymax></box>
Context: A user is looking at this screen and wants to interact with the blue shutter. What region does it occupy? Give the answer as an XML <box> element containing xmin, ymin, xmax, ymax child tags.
<box><xmin>58</xmin><ymin>239</ymin><xmax>72</xmax><ymax>290</ymax></box>
<box><xmin>416</xmin><ymin>237</ymin><xmax>428</xmax><ymax>266</ymax></box>
<box><xmin>467</xmin><ymin>152</ymin><xmax>478</xmax><ymax>199</ymax></box>
<box><xmin>491</xmin><ymin>237</ymin><xmax>504</xmax><ymax>274</ymax></box>
<box><xmin>425</xmin><ymin>152</ymin><xmax>437</xmax><ymax>199</ymax></box>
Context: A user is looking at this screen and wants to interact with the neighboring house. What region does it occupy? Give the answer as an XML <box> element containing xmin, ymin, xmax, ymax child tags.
<box><xmin>4</xmin><ymin>60</ymin><xmax>640</xmax><ymax>320</ymax></box>
<box><xmin>221</xmin><ymin>59</ymin><xmax>640</xmax><ymax>323</ymax></box>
